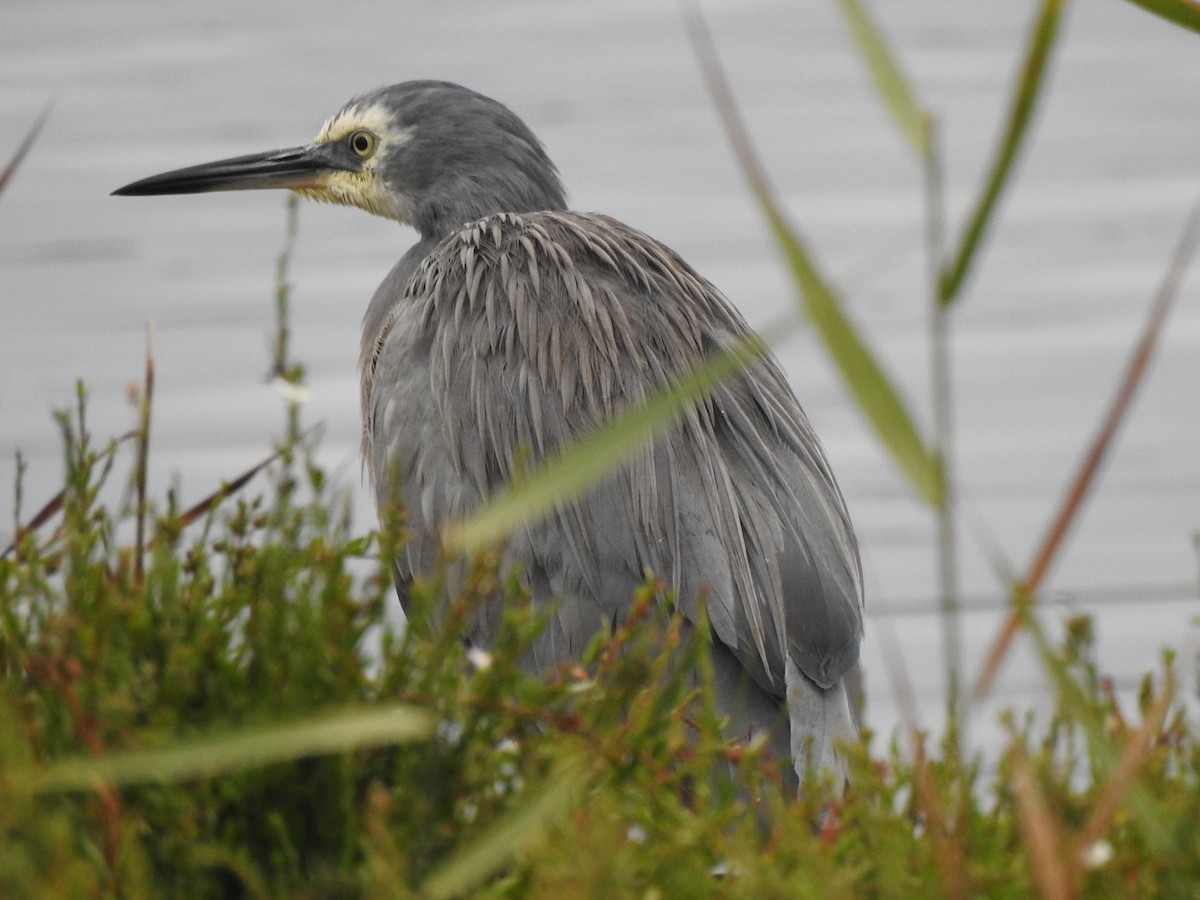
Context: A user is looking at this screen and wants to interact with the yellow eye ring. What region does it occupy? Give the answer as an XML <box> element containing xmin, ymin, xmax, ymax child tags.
<box><xmin>348</xmin><ymin>130</ymin><xmax>377</xmax><ymax>159</ymax></box>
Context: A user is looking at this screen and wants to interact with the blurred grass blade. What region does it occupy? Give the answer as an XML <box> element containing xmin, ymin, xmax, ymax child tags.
<box><xmin>975</xmin><ymin>195</ymin><xmax>1200</xmax><ymax>698</ymax></box>
<box><xmin>766</xmin><ymin>206</ymin><xmax>943</xmax><ymax>506</ymax></box>
<box><xmin>836</xmin><ymin>0</ymin><xmax>930</xmax><ymax>159</ymax></box>
<box><xmin>1072</xmin><ymin>674</ymin><xmax>1174</xmax><ymax>857</ymax></box>
<box><xmin>1121</xmin><ymin>0</ymin><xmax>1200</xmax><ymax>33</ymax></box>
<box><xmin>1009</xmin><ymin>748</ymin><xmax>1075</xmax><ymax>900</ymax></box>
<box><xmin>26</xmin><ymin>705</ymin><xmax>434</xmax><ymax>792</ymax></box>
<box><xmin>939</xmin><ymin>0</ymin><xmax>1067</xmax><ymax>304</ymax></box>
<box><xmin>420</xmin><ymin>754</ymin><xmax>589</xmax><ymax>899</ymax></box>
<box><xmin>1018</xmin><ymin>607</ymin><xmax>1176</xmax><ymax>853</ymax></box>
<box><xmin>683</xmin><ymin>3</ymin><xmax>944</xmax><ymax>507</ymax></box>
<box><xmin>909</xmin><ymin>736</ymin><xmax>969</xmax><ymax>900</ymax></box>
<box><xmin>444</xmin><ymin>328</ymin><xmax>782</xmax><ymax>555</ymax></box>
<box><xmin>0</xmin><ymin>102</ymin><xmax>52</xmax><ymax>201</ymax></box>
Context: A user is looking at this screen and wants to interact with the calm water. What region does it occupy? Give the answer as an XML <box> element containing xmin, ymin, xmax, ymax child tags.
<box><xmin>3</xmin><ymin>0</ymin><xmax>1199</xmax><ymax>750</ymax></box>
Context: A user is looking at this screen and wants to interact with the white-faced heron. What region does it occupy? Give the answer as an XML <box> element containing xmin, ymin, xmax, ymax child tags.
<box><xmin>114</xmin><ymin>80</ymin><xmax>864</xmax><ymax>785</ymax></box>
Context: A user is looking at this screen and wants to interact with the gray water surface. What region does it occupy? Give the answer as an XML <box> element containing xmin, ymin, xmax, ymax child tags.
<box><xmin>3</xmin><ymin>0</ymin><xmax>1199</xmax><ymax>751</ymax></box>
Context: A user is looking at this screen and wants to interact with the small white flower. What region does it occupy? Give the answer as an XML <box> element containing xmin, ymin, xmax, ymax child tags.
<box><xmin>272</xmin><ymin>377</ymin><xmax>311</xmax><ymax>404</ymax></box>
<box><xmin>1082</xmin><ymin>840</ymin><xmax>1114</xmax><ymax>869</ymax></box>
<box><xmin>466</xmin><ymin>647</ymin><xmax>494</xmax><ymax>670</ymax></box>
<box><xmin>626</xmin><ymin>825</ymin><xmax>647</xmax><ymax>844</ymax></box>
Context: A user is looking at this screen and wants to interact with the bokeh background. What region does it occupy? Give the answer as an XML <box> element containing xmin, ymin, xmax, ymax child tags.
<box><xmin>3</xmin><ymin>0</ymin><xmax>1198</xmax><ymax>753</ymax></box>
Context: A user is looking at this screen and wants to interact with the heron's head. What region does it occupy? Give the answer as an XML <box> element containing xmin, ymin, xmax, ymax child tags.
<box><xmin>114</xmin><ymin>81</ymin><xmax>567</xmax><ymax>241</ymax></box>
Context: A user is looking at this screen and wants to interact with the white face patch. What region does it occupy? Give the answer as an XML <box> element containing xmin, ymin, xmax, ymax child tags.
<box><xmin>316</xmin><ymin>101</ymin><xmax>412</xmax><ymax>147</ymax></box>
<box><xmin>297</xmin><ymin>102</ymin><xmax>416</xmax><ymax>223</ymax></box>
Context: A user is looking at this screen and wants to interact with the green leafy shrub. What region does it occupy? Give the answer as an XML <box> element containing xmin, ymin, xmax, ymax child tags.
<box><xmin>1</xmin><ymin>391</ymin><xmax>1198</xmax><ymax>898</ymax></box>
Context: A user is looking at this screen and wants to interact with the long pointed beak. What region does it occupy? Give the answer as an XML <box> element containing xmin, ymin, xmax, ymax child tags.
<box><xmin>113</xmin><ymin>143</ymin><xmax>356</xmax><ymax>196</ymax></box>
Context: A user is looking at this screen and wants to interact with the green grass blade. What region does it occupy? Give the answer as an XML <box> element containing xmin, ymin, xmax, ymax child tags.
<box><xmin>765</xmin><ymin>207</ymin><xmax>944</xmax><ymax>507</ymax></box>
<box><xmin>24</xmin><ymin>706</ymin><xmax>434</xmax><ymax>792</ymax></box>
<box><xmin>443</xmin><ymin>328</ymin><xmax>782</xmax><ymax>556</ymax></box>
<box><xmin>1121</xmin><ymin>0</ymin><xmax>1200</xmax><ymax>33</ymax></box>
<box><xmin>420</xmin><ymin>754</ymin><xmax>589</xmax><ymax>899</ymax></box>
<box><xmin>836</xmin><ymin>0</ymin><xmax>931</xmax><ymax>159</ymax></box>
<box><xmin>939</xmin><ymin>0</ymin><xmax>1067</xmax><ymax>304</ymax></box>
<box><xmin>683</xmin><ymin>4</ymin><xmax>944</xmax><ymax>508</ymax></box>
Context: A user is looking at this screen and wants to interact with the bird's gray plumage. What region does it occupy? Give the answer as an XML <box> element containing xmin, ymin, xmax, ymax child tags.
<box><xmin>114</xmin><ymin>79</ymin><xmax>865</xmax><ymax>785</ymax></box>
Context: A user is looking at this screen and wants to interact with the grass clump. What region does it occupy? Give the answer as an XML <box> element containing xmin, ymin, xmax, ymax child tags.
<box><xmin>0</xmin><ymin>387</ymin><xmax>1198</xmax><ymax>899</ymax></box>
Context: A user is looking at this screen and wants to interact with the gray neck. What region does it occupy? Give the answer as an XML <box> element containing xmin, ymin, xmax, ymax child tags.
<box><xmin>413</xmin><ymin>172</ymin><xmax>567</xmax><ymax>243</ymax></box>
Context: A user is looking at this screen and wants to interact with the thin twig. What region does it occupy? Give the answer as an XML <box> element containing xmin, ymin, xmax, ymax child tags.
<box><xmin>1071</xmin><ymin>673</ymin><xmax>1174</xmax><ymax>857</ymax></box>
<box><xmin>134</xmin><ymin>326</ymin><xmax>155</xmax><ymax>586</ymax></box>
<box><xmin>1010</xmin><ymin>748</ymin><xmax>1076</xmax><ymax>900</ymax></box>
<box><xmin>162</xmin><ymin>425</ymin><xmax>320</xmax><ymax>534</ymax></box>
<box><xmin>911</xmin><ymin>736</ymin><xmax>970</xmax><ymax>900</ymax></box>
<box><xmin>975</xmin><ymin>195</ymin><xmax>1200</xmax><ymax>698</ymax></box>
<box><xmin>0</xmin><ymin>101</ymin><xmax>53</xmax><ymax>200</ymax></box>
<box><xmin>925</xmin><ymin>115</ymin><xmax>964</xmax><ymax>732</ymax></box>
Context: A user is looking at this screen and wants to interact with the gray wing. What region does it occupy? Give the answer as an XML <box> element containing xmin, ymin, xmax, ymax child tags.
<box><xmin>363</xmin><ymin>211</ymin><xmax>863</xmax><ymax>766</ymax></box>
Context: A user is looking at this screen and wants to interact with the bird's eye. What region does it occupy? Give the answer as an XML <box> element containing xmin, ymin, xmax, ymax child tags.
<box><xmin>348</xmin><ymin>130</ymin><xmax>377</xmax><ymax>159</ymax></box>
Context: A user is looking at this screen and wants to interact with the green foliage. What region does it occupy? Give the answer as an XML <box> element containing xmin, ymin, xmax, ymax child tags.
<box><xmin>2</xmin><ymin>396</ymin><xmax>1199</xmax><ymax>898</ymax></box>
<box><xmin>1120</xmin><ymin>0</ymin><xmax>1200</xmax><ymax>35</ymax></box>
<box><xmin>937</xmin><ymin>0</ymin><xmax>1066</xmax><ymax>305</ymax></box>
<box><xmin>835</xmin><ymin>0</ymin><xmax>930</xmax><ymax>161</ymax></box>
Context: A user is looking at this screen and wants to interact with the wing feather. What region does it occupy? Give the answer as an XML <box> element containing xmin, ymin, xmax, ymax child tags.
<box><xmin>363</xmin><ymin>210</ymin><xmax>863</xmax><ymax>760</ymax></box>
